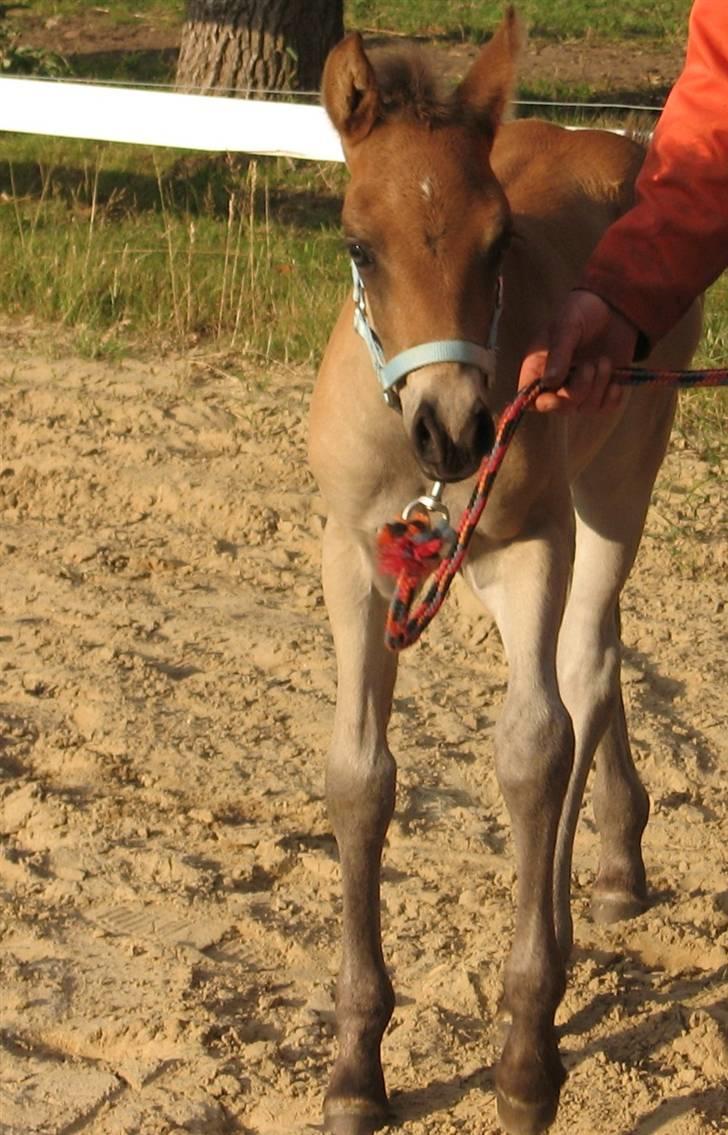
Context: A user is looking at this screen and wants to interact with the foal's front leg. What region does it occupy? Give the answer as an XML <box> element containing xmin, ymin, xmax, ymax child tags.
<box><xmin>321</xmin><ymin>518</ymin><xmax>398</xmax><ymax>1134</ymax></box>
<box><xmin>468</xmin><ymin>527</ymin><xmax>574</xmax><ymax>1135</ymax></box>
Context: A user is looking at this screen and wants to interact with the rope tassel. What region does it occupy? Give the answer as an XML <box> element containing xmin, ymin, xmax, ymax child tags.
<box><xmin>376</xmin><ymin>516</ymin><xmax>456</xmax><ymax>582</ymax></box>
<box><xmin>378</xmin><ymin>367</ymin><xmax>727</xmax><ymax>652</ymax></box>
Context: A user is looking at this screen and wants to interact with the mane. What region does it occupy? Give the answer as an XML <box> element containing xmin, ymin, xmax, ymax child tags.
<box><xmin>369</xmin><ymin>46</ymin><xmax>462</xmax><ymax>126</ymax></box>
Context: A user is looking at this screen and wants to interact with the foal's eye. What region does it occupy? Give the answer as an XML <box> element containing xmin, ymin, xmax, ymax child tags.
<box><xmin>347</xmin><ymin>242</ymin><xmax>374</xmax><ymax>270</ymax></box>
<box><xmin>483</xmin><ymin>227</ymin><xmax>513</xmax><ymax>266</ymax></box>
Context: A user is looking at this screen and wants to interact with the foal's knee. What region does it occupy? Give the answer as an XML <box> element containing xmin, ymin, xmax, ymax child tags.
<box><xmin>495</xmin><ymin>696</ymin><xmax>574</xmax><ymax>812</ymax></box>
<box><xmin>559</xmin><ymin>627</ymin><xmax>620</xmax><ymax>717</ymax></box>
<box><xmin>326</xmin><ymin>744</ymin><xmax>396</xmax><ymax>841</ymax></box>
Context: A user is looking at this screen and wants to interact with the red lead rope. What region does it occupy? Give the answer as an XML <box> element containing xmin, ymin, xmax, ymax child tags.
<box><xmin>377</xmin><ymin>367</ymin><xmax>728</xmax><ymax>652</ymax></box>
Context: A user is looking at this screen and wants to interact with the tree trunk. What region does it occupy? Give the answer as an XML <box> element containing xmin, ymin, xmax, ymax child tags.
<box><xmin>176</xmin><ymin>0</ymin><xmax>344</xmax><ymax>96</ymax></box>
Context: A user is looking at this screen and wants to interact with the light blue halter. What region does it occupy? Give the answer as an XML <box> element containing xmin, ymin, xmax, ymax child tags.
<box><xmin>351</xmin><ymin>262</ymin><xmax>503</xmax><ymax>409</ymax></box>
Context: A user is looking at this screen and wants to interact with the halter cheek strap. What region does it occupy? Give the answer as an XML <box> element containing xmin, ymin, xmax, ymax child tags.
<box><xmin>351</xmin><ymin>262</ymin><xmax>502</xmax><ymax>409</ymax></box>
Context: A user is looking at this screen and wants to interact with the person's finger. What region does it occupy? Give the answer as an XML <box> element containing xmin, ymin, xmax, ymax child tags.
<box><xmin>588</xmin><ymin>355</ymin><xmax>613</xmax><ymax>412</ymax></box>
<box><xmin>533</xmin><ymin>389</ymin><xmax>573</xmax><ymax>413</ymax></box>
<box><xmin>535</xmin><ymin>378</ymin><xmax>583</xmax><ymax>412</ymax></box>
<box><xmin>517</xmin><ymin>345</ymin><xmax>549</xmax><ymax>391</ymax></box>
<box><xmin>518</xmin><ymin>344</ymin><xmax>573</xmax><ymax>412</ymax></box>
<box><xmin>517</xmin><ymin>341</ymin><xmax>575</xmax><ymax>411</ymax></box>
<box><xmin>606</xmin><ymin>381</ymin><xmax>624</xmax><ymax>410</ymax></box>
<box><xmin>542</xmin><ymin>313</ymin><xmax>584</xmax><ymax>388</ymax></box>
<box><xmin>567</xmin><ymin>360</ymin><xmax>596</xmax><ymax>407</ymax></box>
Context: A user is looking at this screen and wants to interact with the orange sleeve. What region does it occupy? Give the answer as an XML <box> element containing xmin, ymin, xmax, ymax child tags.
<box><xmin>578</xmin><ymin>0</ymin><xmax>728</xmax><ymax>348</ymax></box>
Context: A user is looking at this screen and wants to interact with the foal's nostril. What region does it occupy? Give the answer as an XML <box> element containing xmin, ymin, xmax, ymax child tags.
<box><xmin>413</xmin><ymin>402</ymin><xmax>447</xmax><ymax>467</ymax></box>
<box><xmin>411</xmin><ymin>401</ymin><xmax>493</xmax><ymax>478</ymax></box>
<box><xmin>473</xmin><ymin>408</ymin><xmax>496</xmax><ymax>458</ymax></box>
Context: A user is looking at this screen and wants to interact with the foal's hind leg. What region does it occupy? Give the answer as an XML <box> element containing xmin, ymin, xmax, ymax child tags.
<box><xmin>590</xmin><ymin>683</ymin><xmax>650</xmax><ymax>924</ymax></box>
<box><xmin>321</xmin><ymin>518</ymin><xmax>398</xmax><ymax>1134</ymax></box>
<box><xmin>553</xmin><ymin>391</ymin><xmax>675</xmax><ymax>956</ymax></box>
<box><xmin>555</xmin><ymin>598</ymin><xmax>649</xmax><ymax>953</ymax></box>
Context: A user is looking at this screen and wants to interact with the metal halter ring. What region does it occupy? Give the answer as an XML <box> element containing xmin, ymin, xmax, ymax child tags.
<box><xmin>401</xmin><ymin>480</ymin><xmax>450</xmax><ymax>526</ymax></box>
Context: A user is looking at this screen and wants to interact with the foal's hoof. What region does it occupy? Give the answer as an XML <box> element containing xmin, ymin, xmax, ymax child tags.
<box><xmin>324</xmin><ymin>1100</ymin><xmax>390</xmax><ymax>1135</ymax></box>
<box><xmin>496</xmin><ymin>1089</ymin><xmax>558</xmax><ymax>1135</ymax></box>
<box><xmin>324</xmin><ymin>1056</ymin><xmax>390</xmax><ymax>1134</ymax></box>
<box><xmin>495</xmin><ymin>1029</ymin><xmax>564</xmax><ymax>1135</ymax></box>
<box><xmin>591</xmin><ymin>889</ymin><xmax>647</xmax><ymax>925</ymax></box>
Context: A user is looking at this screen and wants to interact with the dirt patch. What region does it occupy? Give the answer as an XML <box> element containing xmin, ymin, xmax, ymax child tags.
<box><xmin>13</xmin><ymin>8</ymin><xmax>684</xmax><ymax>103</ymax></box>
<box><xmin>0</xmin><ymin>323</ymin><xmax>725</xmax><ymax>1134</ymax></box>
<box><xmin>12</xmin><ymin>9</ymin><xmax>180</xmax><ymax>57</ymax></box>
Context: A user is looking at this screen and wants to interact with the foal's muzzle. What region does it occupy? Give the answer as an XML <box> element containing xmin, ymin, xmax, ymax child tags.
<box><xmin>411</xmin><ymin>398</ymin><xmax>495</xmax><ymax>482</ymax></box>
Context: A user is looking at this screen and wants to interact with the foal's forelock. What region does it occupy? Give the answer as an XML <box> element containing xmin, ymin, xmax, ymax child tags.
<box><xmin>367</xmin><ymin>47</ymin><xmax>511</xmax><ymax>142</ymax></box>
<box><xmin>367</xmin><ymin>49</ymin><xmax>459</xmax><ymax>127</ymax></box>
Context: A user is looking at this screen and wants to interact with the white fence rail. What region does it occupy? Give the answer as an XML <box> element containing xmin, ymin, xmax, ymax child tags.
<box><xmin>0</xmin><ymin>76</ymin><xmax>345</xmax><ymax>161</ymax></box>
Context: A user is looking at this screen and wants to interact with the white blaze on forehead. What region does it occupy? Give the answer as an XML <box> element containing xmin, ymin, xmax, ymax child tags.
<box><xmin>420</xmin><ymin>176</ymin><xmax>434</xmax><ymax>201</ymax></box>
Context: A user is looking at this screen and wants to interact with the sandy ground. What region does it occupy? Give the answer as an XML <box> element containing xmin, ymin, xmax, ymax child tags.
<box><xmin>0</xmin><ymin>326</ymin><xmax>725</xmax><ymax>1135</ymax></box>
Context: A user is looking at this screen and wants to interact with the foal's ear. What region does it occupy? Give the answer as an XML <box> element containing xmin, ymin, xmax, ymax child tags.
<box><xmin>456</xmin><ymin>6</ymin><xmax>524</xmax><ymax>136</ymax></box>
<box><xmin>322</xmin><ymin>33</ymin><xmax>380</xmax><ymax>148</ymax></box>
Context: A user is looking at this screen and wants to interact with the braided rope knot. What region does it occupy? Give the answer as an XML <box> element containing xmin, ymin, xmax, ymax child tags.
<box><xmin>376</xmin><ymin>365</ymin><xmax>727</xmax><ymax>652</ymax></box>
<box><xmin>377</xmin><ymin>516</ymin><xmax>455</xmax><ymax>582</ymax></box>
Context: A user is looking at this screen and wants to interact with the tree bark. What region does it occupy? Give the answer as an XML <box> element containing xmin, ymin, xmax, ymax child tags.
<box><xmin>176</xmin><ymin>0</ymin><xmax>344</xmax><ymax>96</ymax></box>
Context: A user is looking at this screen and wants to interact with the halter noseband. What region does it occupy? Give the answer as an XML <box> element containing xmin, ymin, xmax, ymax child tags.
<box><xmin>351</xmin><ymin>262</ymin><xmax>503</xmax><ymax>409</ymax></box>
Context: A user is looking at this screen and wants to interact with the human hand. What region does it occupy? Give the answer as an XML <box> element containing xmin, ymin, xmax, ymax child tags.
<box><xmin>518</xmin><ymin>290</ymin><xmax>639</xmax><ymax>412</ymax></box>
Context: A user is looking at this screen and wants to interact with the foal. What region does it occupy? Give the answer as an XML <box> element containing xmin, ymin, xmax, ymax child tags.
<box><xmin>309</xmin><ymin>12</ymin><xmax>701</xmax><ymax>1134</ymax></box>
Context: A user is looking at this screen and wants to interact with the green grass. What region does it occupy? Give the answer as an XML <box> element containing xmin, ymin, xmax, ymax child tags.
<box><xmin>675</xmin><ymin>274</ymin><xmax>728</xmax><ymax>466</ymax></box>
<box><xmin>649</xmin><ymin>270</ymin><xmax>727</xmax><ymax>574</ymax></box>
<box><xmin>0</xmin><ymin>135</ymin><xmax>347</xmax><ymax>361</ymax></box>
<box><xmin>347</xmin><ymin>1</ymin><xmax>692</xmax><ymax>42</ymax></box>
<box><xmin>68</xmin><ymin>51</ymin><xmax>178</xmax><ymax>87</ymax></box>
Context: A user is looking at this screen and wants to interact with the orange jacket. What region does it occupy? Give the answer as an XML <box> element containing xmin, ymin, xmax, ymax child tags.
<box><xmin>579</xmin><ymin>0</ymin><xmax>728</xmax><ymax>348</ymax></box>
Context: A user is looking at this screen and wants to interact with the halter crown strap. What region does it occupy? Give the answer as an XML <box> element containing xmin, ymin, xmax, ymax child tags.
<box><xmin>351</xmin><ymin>264</ymin><xmax>502</xmax><ymax>408</ymax></box>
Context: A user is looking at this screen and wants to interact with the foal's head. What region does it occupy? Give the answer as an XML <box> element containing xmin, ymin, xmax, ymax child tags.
<box><xmin>323</xmin><ymin>9</ymin><xmax>523</xmax><ymax>482</ymax></box>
